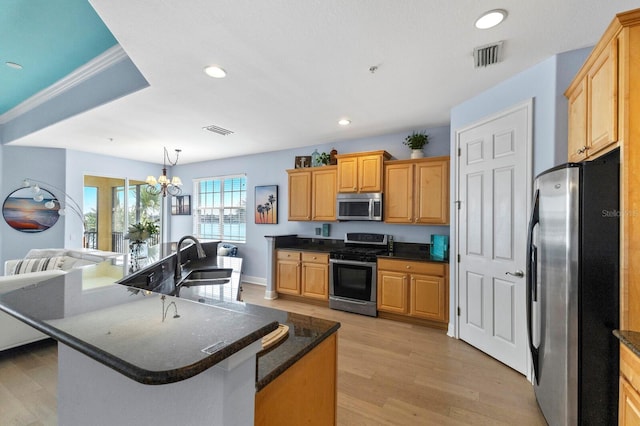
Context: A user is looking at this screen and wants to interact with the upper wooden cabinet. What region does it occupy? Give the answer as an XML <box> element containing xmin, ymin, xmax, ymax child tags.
<box><xmin>312</xmin><ymin>167</ymin><xmax>337</xmax><ymax>221</ymax></box>
<box><xmin>336</xmin><ymin>150</ymin><xmax>391</xmax><ymax>193</ymax></box>
<box><xmin>565</xmin><ymin>36</ymin><xmax>618</xmax><ymax>162</ymax></box>
<box><xmin>287</xmin><ymin>169</ymin><xmax>312</xmax><ymax>221</ymax></box>
<box><xmin>566</xmin><ymin>8</ymin><xmax>640</xmax><ymax>332</ymax></box>
<box><xmin>384</xmin><ymin>156</ymin><xmax>450</xmax><ymax>225</ymax></box>
<box><xmin>287</xmin><ymin>166</ymin><xmax>337</xmax><ymax>221</ymax></box>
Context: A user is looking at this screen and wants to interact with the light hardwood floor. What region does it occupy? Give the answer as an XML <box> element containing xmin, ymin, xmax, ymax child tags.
<box><xmin>0</xmin><ymin>283</ymin><xmax>546</xmax><ymax>425</ymax></box>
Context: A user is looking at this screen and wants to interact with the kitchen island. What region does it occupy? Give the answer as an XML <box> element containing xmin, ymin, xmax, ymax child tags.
<box><xmin>0</xmin><ymin>248</ymin><xmax>339</xmax><ymax>425</ymax></box>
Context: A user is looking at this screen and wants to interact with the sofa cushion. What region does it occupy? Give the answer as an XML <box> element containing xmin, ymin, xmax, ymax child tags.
<box><xmin>9</xmin><ymin>256</ymin><xmax>65</xmax><ymax>275</ymax></box>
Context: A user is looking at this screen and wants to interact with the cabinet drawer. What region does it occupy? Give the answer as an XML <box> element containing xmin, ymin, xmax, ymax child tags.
<box><xmin>377</xmin><ymin>258</ymin><xmax>445</xmax><ymax>276</ymax></box>
<box><xmin>301</xmin><ymin>252</ymin><xmax>329</xmax><ymax>264</ymax></box>
<box><xmin>277</xmin><ymin>250</ymin><xmax>301</xmax><ymax>261</ymax></box>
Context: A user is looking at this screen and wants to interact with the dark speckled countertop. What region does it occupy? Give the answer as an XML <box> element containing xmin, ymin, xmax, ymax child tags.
<box><xmin>0</xmin><ymin>272</ymin><xmax>279</xmax><ymax>385</ymax></box>
<box><xmin>275</xmin><ymin>236</ymin><xmax>449</xmax><ymax>264</ymax></box>
<box><xmin>614</xmin><ymin>330</ymin><xmax>640</xmax><ymax>357</ymax></box>
<box><xmin>0</xmin><ymin>252</ymin><xmax>340</xmax><ymax>390</ymax></box>
<box><xmin>212</xmin><ymin>301</ymin><xmax>340</xmax><ymax>391</ymax></box>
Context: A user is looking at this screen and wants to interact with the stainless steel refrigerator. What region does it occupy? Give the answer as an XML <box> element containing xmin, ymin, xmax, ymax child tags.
<box><xmin>527</xmin><ymin>149</ymin><xmax>619</xmax><ymax>425</ymax></box>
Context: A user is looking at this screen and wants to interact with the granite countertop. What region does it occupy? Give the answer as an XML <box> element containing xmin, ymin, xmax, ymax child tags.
<box><xmin>0</xmin><ymin>247</ymin><xmax>340</xmax><ymax>390</ymax></box>
<box><xmin>212</xmin><ymin>301</ymin><xmax>340</xmax><ymax>391</ymax></box>
<box><xmin>0</xmin><ymin>271</ymin><xmax>278</xmax><ymax>385</ymax></box>
<box><xmin>614</xmin><ymin>330</ymin><xmax>640</xmax><ymax>357</ymax></box>
<box><xmin>274</xmin><ymin>236</ymin><xmax>449</xmax><ymax>263</ymax></box>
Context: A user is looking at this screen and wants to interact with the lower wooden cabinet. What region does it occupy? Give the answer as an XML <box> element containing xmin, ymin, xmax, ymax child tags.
<box><xmin>620</xmin><ymin>344</ymin><xmax>640</xmax><ymax>424</ymax></box>
<box><xmin>276</xmin><ymin>250</ymin><xmax>301</xmax><ymax>295</ymax></box>
<box><xmin>378</xmin><ymin>271</ymin><xmax>408</xmax><ymax>314</ymax></box>
<box><xmin>620</xmin><ymin>377</ymin><xmax>640</xmax><ymax>425</ymax></box>
<box><xmin>276</xmin><ymin>250</ymin><xmax>329</xmax><ymax>301</ymax></box>
<box><xmin>377</xmin><ymin>258</ymin><xmax>448</xmax><ymax>324</ymax></box>
<box><xmin>301</xmin><ymin>252</ymin><xmax>329</xmax><ymax>300</ymax></box>
<box><xmin>255</xmin><ymin>333</ymin><xmax>337</xmax><ymax>425</ymax></box>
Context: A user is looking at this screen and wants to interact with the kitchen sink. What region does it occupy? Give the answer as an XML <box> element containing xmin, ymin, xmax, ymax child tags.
<box><xmin>180</xmin><ymin>268</ymin><xmax>233</xmax><ymax>286</ymax></box>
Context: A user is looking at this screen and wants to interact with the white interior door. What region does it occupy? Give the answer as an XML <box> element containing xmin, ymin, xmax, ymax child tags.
<box><xmin>456</xmin><ymin>101</ymin><xmax>532</xmax><ymax>375</ymax></box>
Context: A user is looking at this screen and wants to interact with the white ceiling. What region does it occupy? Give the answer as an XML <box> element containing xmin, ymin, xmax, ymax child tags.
<box><xmin>9</xmin><ymin>1</ymin><xmax>640</xmax><ymax>165</ymax></box>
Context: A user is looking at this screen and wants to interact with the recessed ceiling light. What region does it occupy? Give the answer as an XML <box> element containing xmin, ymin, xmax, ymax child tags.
<box><xmin>5</xmin><ymin>61</ymin><xmax>23</xmax><ymax>70</ymax></box>
<box><xmin>475</xmin><ymin>9</ymin><xmax>507</xmax><ymax>29</ymax></box>
<box><xmin>338</xmin><ymin>119</ymin><xmax>351</xmax><ymax>126</ymax></box>
<box><xmin>204</xmin><ymin>65</ymin><xmax>227</xmax><ymax>78</ymax></box>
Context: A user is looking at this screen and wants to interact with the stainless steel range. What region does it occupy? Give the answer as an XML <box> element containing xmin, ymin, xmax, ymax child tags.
<box><xmin>329</xmin><ymin>233</ymin><xmax>389</xmax><ymax>317</ymax></box>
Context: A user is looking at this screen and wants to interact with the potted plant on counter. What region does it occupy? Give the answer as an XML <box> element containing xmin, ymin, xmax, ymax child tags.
<box><xmin>125</xmin><ymin>219</ymin><xmax>159</xmax><ymax>270</ymax></box>
<box><xmin>403</xmin><ymin>131</ymin><xmax>429</xmax><ymax>158</ymax></box>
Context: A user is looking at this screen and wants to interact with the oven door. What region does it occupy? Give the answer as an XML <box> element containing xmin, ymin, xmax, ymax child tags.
<box><xmin>329</xmin><ymin>259</ymin><xmax>376</xmax><ymax>302</ymax></box>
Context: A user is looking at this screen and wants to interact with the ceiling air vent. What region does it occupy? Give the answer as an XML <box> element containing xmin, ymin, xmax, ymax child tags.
<box><xmin>473</xmin><ymin>41</ymin><xmax>504</xmax><ymax>68</ymax></box>
<box><xmin>203</xmin><ymin>124</ymin><xmax>234</xmax><ymax>136</ymax></box>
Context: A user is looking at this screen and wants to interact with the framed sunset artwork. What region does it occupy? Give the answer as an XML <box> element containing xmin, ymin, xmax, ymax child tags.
<box><xmin>255</xmin><ymin>185</ymin><xmax>278</xmax><ymax>224</ymax></box>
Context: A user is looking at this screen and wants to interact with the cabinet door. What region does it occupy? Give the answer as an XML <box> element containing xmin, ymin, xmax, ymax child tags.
<box><xmin>337</xmin><ymin>157</ymin><xmax>358</xmax><ymax>193</ymax></box>
<box><xmin>415</xmin><ymin>159</ymin><xmax>449</xmax><ymax>224</ymax></box>
<box><xmin>302</xmin><ymin>262</ymin><xmax>329</xmax><ymax>300</ymax></box>
<box><xmin>276</xmin><ymin>258</ymin><xmax>300</xmax><ymax>295</ymax></box>
<box><xmin>588</xmin><ymin>39</ymin><xmax>618</xmax><ymax>156</ymax></box>
<box><xmin>620</xmin><ymin>378</ymin><xmax>640</xmax><ymax>426</ymax></box>
<box><xmin>312</xmin><ymin>167</ymin><xmax>337</xmax><ymax>221</ymax></box>
<box><xmin>358</xmin><ymin>154</ymin><xmax>383</xmax><ymax>193</ymax></box>
<box><xmin>567</xmin><ymin>79</ymin><xmax>588</xmax><ymax>162</ymax></box>
<box><xmin>384</xmin><ymin>163</ymin><xmax>413</xmax><ymax>223</ymax></box>
<box><xmin>288</xmin><ymin>170</ymin><xmax>312</xmax><ymax>221</ymax></box>
<box><xmin>377</xmin><ymin>271</ymin><xmax>408</xmax><ymax>314</ymax></box>
<box><xmin>410</xmin><ymin>274</ymin><xmax>447</xmax><ymax>322</ymax></box>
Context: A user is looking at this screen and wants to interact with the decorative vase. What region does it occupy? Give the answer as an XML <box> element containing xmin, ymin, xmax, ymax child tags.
<box><xmin>411</xmin><ymin>149</ymin><xmax>424</xmax><ymax>159</ymax></box>
<box><xmin>130</xmin><ymin>241</ymin><xmax>148</xmax><ymax>271</ymax></box>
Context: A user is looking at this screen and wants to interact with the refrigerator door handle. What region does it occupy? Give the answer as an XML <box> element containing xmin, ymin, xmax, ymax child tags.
<box><xmin>527</xmin><ymin>189</ymin><xmax>540</xmax><ymax>383</ymax></box>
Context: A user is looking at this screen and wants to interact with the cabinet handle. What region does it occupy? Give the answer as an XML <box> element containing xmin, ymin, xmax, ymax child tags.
<box><xmin>406</xmin><ymin>265</ymin><xmax>411</xmax><ymax>269</ymax></box>
<box><xmin>312</xmin><ymin>256</ymin><xmax>317</xmax><ymax>260</ymax></box>
<box><xmin>577</xmin><ymin>146</ymin><xmax>588</xmax><ymax>154</ymax></box>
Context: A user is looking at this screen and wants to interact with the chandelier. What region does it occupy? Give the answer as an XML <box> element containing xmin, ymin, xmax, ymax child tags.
<box><xmin>146</xmin><ymin>147</ymin><xmax>182</xmax><ymax>197</ymax></box>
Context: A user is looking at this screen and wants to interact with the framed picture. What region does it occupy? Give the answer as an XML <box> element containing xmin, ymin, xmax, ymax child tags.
<box><xmin>171</xmin><ymin>195</ymin><xmax>191</xmax><ymax>215</ymax></box>
<box><xmin>294</xmin><ymin>156</ymin><xmax>312</xmax><ymax>169</ymax></box>
<box><xmin>255</xmin><ymin>185</ymin><xmax>278</xmax><ymax>224</ymax></box>
<box><xmin>2</xmin><ymin>187</ymin><xmax>60</xmax><ymax>232</ymax></box>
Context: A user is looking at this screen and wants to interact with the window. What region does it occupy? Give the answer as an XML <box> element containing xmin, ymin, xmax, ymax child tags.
<box><xmin>194</xmin><ymin>175</ymin><xmax>247</xmax><ymax>243</ymax></box>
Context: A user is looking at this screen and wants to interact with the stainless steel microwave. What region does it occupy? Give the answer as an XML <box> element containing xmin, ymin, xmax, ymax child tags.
<box><xmin>336</xmin><ymin>193</ymin><xmax>383</xmax><ymax>221</ymax></box>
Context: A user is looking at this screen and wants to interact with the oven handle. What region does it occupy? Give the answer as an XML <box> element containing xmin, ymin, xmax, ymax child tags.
<box><xmin>329</xmin><ymin>259</ymin><xmax>377</xmax><ymax>268</ymax></box>
<box><xmin>329</xmin><ymin>296</ymin><xmax>369</xmax><ymax>305</ymax></box>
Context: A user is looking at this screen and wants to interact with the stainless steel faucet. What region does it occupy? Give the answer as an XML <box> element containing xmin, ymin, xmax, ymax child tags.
<box><xmin>174</xmin><ymin>235</ymin><xmax>206</xmax><ymax>280</ymax></box>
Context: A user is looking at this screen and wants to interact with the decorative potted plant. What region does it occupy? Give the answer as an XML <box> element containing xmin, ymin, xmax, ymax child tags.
<box><xmin>403</xmin><ymin>131</ymin><xmax>429</xmax><ymax>158</ymax></box>
<box><xmin>318</xmin><ymin>152</ymin><xmax>331</xmax><ymax>166</ymax></box>
<box><xmin>125</xmin><ymin>219</ymin><xmax>159</xmax><ymax>270</ymax></box>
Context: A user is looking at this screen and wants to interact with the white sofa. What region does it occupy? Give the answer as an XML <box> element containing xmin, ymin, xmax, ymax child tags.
<box><xmin>4</xmin><ymin>248</ymin><xmax>121</xmax><ymax>276</ymax></box>
<box><xmin>0</xmin><ymin>248</ymin><xmax>122</xmax><ymax>351</ymax></box>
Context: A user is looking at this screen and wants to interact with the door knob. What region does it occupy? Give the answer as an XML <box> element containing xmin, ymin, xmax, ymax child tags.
<box><xmin>506</xmin><ymin>270</ymin><xmax>524</xmax><ymax>278</ymax></box>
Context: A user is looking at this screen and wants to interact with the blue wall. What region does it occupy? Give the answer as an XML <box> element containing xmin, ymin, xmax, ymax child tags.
<box><xmin>450</xmin><ymin>47</ymin><xmax>591</xmax><ymax>176</ymax></box>
<box><xmin>171</xmin><ymin>126</ymin><xmax>452</xmax><ymax>283</ymax></box>
<box><xmin>0</xmin><ymin>147</ymin><xmax>163</xmax><ymax>264</ymax></box>
<box><xmin>1</xmin><ymin>146</ymin><xmax>67</xmax><ymax>262</ymax></box>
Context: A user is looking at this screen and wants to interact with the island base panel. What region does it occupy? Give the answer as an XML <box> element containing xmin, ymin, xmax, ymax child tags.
<box><xmin>58</xmin><ymin>342</ymin><xmax>260</xmax><ymax>426</ymax></box>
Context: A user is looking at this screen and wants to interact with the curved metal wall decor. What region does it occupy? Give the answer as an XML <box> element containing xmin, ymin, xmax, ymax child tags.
<box><xmin>2</xmin><ymin>187</ymin><xmax>60</xmax><ymax>232</ymax></box>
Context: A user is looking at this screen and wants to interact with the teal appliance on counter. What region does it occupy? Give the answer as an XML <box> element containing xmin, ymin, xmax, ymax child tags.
<box><xmin>430</xmin><ymin>235</ymin><xmax>448</xmax><ymax>260</ymax></box>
